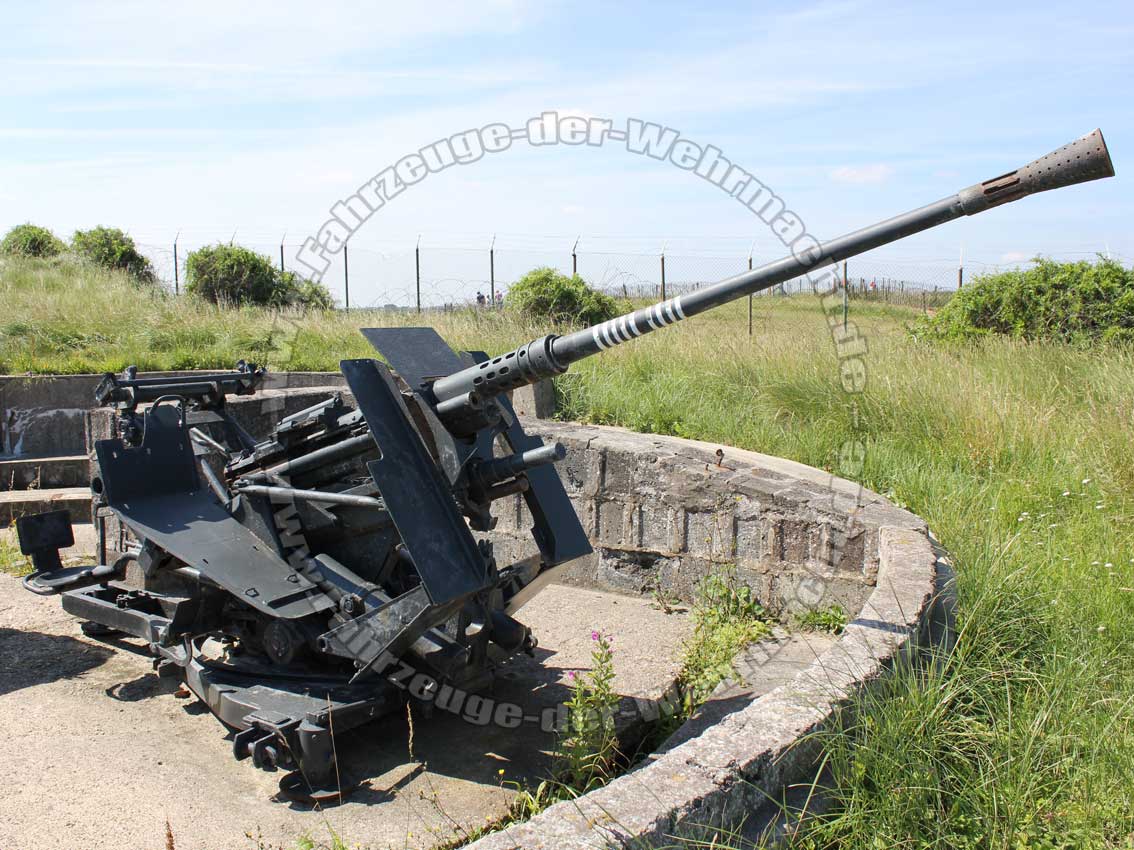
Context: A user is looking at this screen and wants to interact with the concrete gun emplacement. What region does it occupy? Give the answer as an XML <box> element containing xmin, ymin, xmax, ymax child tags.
<box><xmin>16</xmin><ymin>129</ymin><xmax>1114</xmax><ymax>801</ymax></box>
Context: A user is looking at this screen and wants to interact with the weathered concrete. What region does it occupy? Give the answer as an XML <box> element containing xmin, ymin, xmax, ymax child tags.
<box><xmin>485</xmin><ymin>421</ymin><xmax>916</xmax><ymax>617</ymax></box>
<box><xmin>0</xmin><ymin>454</ymin><xmax>88</xmax><ymax>490</ymax></box>
<box><xmin>0</xmin><ymin>371</ymin><xmax>345</xmax><ymax>458</ymax></box>
<box><xmin>0</xmin><ymin>486</ymin><xmax>91</xmax><ymax>525</ymax></box>
<box><xmin>459</xmin><ymin>526</ymin><xmax>941</xmax><ymax>850</ymax></box>
<box><xmin>509</xmin><ymin>380</ymin><xmax>556</xmax><ymax>419</ymax></box>
<box><xmin>0</xmin><ymin>579</ymin><xmax>689</xmax><ymax>850</ymax></box>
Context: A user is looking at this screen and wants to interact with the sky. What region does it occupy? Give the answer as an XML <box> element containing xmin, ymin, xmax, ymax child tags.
<box><xmin>1</xmin><ymin>0</ymin><xmax>1130</xmax><ymax>305</ymax></box>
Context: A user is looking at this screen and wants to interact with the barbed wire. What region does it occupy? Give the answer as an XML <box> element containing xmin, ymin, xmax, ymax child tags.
<box><xmin>132</xmin><ymin>234</ymin><xmax>1122</xmax><ymax>310</ymax></box>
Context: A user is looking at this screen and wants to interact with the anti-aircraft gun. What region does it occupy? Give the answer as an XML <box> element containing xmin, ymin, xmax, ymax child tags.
<box><xmin>16</xmin><ymin>129</ymin><xmax>1114</xmax><ymax>800</ymax></box>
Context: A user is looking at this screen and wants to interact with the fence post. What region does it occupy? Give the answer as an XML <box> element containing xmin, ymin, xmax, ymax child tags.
<box><xmin>660</xmin><ymin>250</ymin><xmax>666</xmax><ymax>301</ymax></box>
<box><xmin>173</xmin><ymin>232</ymin><xmax>180</xmax><ymax>295</ymax></box>
<box><xmin>572</xmin><ymin>236</ymin><xmax>579</xmax><ymax>276</ymax></box>
<box><xmin>842</xmin><ymin>260</ymin><xmax>848</xmax><ymax>331</ymax></box>
<box><xmin>343</xmin><ymin>243</ymin><xmax>350</xmax><ymax>311</ymax></box>
<box><xmin>489</xmin><ymin>234</ymin><xmax>496</xmax><ymax>307</ymax></box>
<box><xmin>279</xmin><ymin>233</ymin><xmax>286</xmax><ymax>273</ymax></box>
<box><xmin>747</xmin><ymin>254</ymin><xmax>754</xmax><ymax>336</ymax></box>
<box><xmin>958</xmin><ymin>246</ymin><xmax>964</xmax><ymax>289</ymax></box>
<box><xmin>415</xmin><ymin>235</ymin><xmax>422</xmax><ymax>313</ymax></box>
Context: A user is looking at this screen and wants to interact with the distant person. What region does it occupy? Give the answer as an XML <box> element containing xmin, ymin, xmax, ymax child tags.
<box><xmin>476</xmin><ymin>291</ymin><xmax>485</xmax><ymax>307</ymax></box>
<box><xmin>495</xmin><ymin>291</ymin><xmax>503</xmax><ymax>307</ymax></box>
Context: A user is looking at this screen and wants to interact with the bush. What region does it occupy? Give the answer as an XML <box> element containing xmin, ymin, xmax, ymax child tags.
<box><xmin>71</xmin><ymin>226</ymin><xmax>155</xmax><ymax>282</ymax></box>
<box><xmin>1</xmin><ymin>223</ymin><xmax>65</xmax><ymax>258</ymax></box>
<box><xmin>507</xmin><ymin>267</ymin><xmax>619</xmax><ymax>327</ymax></box>
<box><xmin>913</xmin><ymin>257</ymin><xmax>1134</xmax><ymax>345</ymax></box>
<box><xmin>185</xmin><ymin>244</ymin><xmax>334</xmax><ymax>309</ymax></box>
<box><xmin>278</xmin><ymin>270</ymin><xmax>336</xmax><ymax>311</ymax></box>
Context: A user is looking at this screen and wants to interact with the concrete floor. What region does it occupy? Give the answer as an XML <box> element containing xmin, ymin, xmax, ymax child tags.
<box><xmin>0</xmin><ymin>578</ymin><xmax>690</xmax><ymax>850</ymax></box>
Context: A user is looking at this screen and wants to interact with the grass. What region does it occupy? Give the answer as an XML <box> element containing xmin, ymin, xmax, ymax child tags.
<box><xmin>3</xmin><ymin>256</ymin><xmax>1133</xmax><ymax>848</ymax></box>
<box><xmin>0</xmin><ymin>256</ymin><xmax>548</xmax><ymax>374</ymax></box>
<box><xmin>0</xmin><ymin>525</ymin><xmax>32</xmax><ymax>576</ymax></box>
<box><xmin>677</xmin><ymin>569</ymin><xmax>774</xmax><ymax>706</ymax></box>
<box><xmin>794</xmin><ymin>605</ymin><xmax>848</xmax><ymax>636</ymax></box>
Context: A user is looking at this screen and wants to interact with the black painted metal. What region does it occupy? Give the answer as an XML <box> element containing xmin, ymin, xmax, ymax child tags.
<box><xmin>340</xmin><ymin>358</ymin><xmax>488</xmax><ymax>605</ymax></box>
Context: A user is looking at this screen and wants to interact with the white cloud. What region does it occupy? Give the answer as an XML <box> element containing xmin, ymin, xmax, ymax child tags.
<box><xmin>829</xmin><ymin>164</ymin><xmax>895</xmax><ymax>185</ymax></box>
<box><xmin>1000</xmin><ymin>251</ymin><xmax>1030</xmax><ymax>263</ymax></box>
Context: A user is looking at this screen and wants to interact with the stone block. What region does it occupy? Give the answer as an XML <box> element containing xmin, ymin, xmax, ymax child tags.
<box><xmin>736</xmin><ymin>516</ymin><xmax>772</xmax><ymax>568</ymax></box>
<box><xmin>640</xmin><ymin>501</ymin><xmax>680</xmax><ymax>553</ymax></box>
<box><xmin>509</xmin><ymin>378</ymin><xmax>556</xmax><ymax>419</ymax></box>
<box><xmin>685</xmin><ymin>509</ymin><xmax>735</xmax><ymax>560</ymax></box>
<box><xmin>596</xmin><ymin>498</ymin><xmax>628</xmax><ymax>546</ymax></box>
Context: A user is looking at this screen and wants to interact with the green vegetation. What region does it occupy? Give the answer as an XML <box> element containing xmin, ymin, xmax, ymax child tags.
<box><xmin>0</xmin><ymin>256</ymin><xmax>389</xmax><ymax>373</ymax></box>
<box><xmin>677</xmin><ymin>569</ymin><xmax>773</xmax><ymax>706</ymax></box>
<box><xmin>2</xmin><ymin>255</ymin><xmax>1133</xmax><ymax>847</ymax></box>
<box><xmin>71</xmin><ymin>226</ymin><xmax>155</xmax><ymax>282</ymax></box>
<box><xmin>506</xmin><ymin>266</ymin><xmax>621</xmax><ymax>326</ymax></box>
<box><xmin>914</xmin><ymin>257</ymin><xmax>1134</xmax><ymax>345</ymax></box>
<box><xmin>431</xmin><ymin>631</ymin><xmax>623</xmax><ymax>848</ymax></box>
<box><xmin>0</xmin><ymin>528</ymin><xmax>32</xmax><ymax>577</ymax></box>
<box><xmin>1</xmin><ymin>223</ymin><xmax>65</xmax><ymax>258</ymax></box>
<box><xmin>794</xmin><ymin>604</ymin><xmax>849</xmax><ymax>635</ymax></box>
<box><xmin>186</xmin><ymin>243</ymin><xmax>333</xmax><ymax>309</ymax></box>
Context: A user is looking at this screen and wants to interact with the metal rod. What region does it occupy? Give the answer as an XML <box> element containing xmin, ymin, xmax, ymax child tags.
<box><xmin>489</xmin><ymin>234</ymin><xmax>496</xmax><ymax>306</ymax></box>
<box><xmin>190</xmin><ymin>427</ymin><xmax>231</xmax><ymax>457</ymax></box>
<box><xmin>747</xmin><ymin>255</ymin><xmax>753</xmax><ymax>337</ymax></box>
<box><xmin>233</xmin><ymin>483</ymin><xmax>385</xmax><ymax>510</ymax></box>
<box><xmin>242</xmin><ymin>432</ymin><xmax>375</xmax><ymax>483</ymax></box>
<box><xmin>199</xmin><ymin>456</ymin><xmax>232</xmax><ymax>505</ymax></box>
<box><xmin>344</xmin><ymin>243</ymin><xmax>350</xmax><ymax>311</ymax></box>
<box><xmin>842</xmin><ymin>260</ymin><xmax>849</xmax><ymax>332</ymax></box>
<box><xmin>173</xmin><ymin>234</ymin><xmax>180</xmax><ymax>295</ymax></box>
<box><xmin>660</xmin><ymin>252</ymin><xmax>666</xmax><ymax>301</ymax></box>
<box><xmin>415</xmin><ymin>235</ymin><xmax>421</xmax><ymax>313</ymax></box>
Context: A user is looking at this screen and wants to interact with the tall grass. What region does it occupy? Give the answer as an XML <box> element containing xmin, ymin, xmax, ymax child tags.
<box><xmin>0</xmin><ymin>256</ymin><xmax>545</xmax><ymax>374</ymax></box>
<box><xmin>3</xmin><ymin>256</ymin><xmax>1133</xmax><ymax>847</ymax></box>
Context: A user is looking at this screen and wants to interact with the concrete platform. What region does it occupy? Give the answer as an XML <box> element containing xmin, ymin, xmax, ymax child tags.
<box><xmin>0</xmin><ymin>577</ymin><xmax>690</xmax><ymax>850</ymax></box>
<box><xmin>0</xmin><ymin>454</ymin><xmax>89</xmax><ymax>490</ymax></box>
<box><xmin>0</xmin><ymin>486</ymin><xmax>91</xmax><ymax>525</ymax></box>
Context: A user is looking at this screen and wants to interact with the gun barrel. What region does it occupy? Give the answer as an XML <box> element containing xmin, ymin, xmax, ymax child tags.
<box><xmin>430</xmin><ymin>129</ymin><xmax>1113</xmax><ymax>405</ymax></box>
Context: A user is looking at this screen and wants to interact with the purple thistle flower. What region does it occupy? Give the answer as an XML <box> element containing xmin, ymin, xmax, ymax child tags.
<box><xmin>591</xmin><ymin>630</ymin><xmax>600</xmax><ymax>641</ymax></box>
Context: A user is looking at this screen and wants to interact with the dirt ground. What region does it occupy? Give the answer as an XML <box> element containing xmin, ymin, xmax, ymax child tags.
<box><xmin>0</xmin><ymin>577</ymin><xmax>690</xmax><ymax>850</ymax></box>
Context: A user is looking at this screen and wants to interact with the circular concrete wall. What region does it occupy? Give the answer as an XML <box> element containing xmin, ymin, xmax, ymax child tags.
<box><xmin>469</xmin><ymin>421</ymin><xmax>944</xmax><ymax>849</ymax></box>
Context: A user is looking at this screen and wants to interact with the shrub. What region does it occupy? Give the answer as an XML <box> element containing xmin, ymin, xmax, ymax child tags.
<box><xmin>1</xmin><ymin>223</ymin><xmax>65</xmax><ymax>258</ymax></box>
<box><xmin>913</xmin><ymin>257</ymin><xmax>1134</xmax><ymax>345</ymax></box>
<box><xmin>184</xmin><ymin>244</ymin><xmax>333</xmax><ymax>309</ymax></box>
<box><xmin>186</xmin><ymin>244</ymin><xmax>279</xmax><ymax>305</ymax></box>
<box><xmin>507</xmin><ymin>267</ymin><xmax>619</xmax><ymax>327</ymax></box>
<box><xmin>277</xmin><ymin>270</ymin><xmax>336</xmax><ymax>311</ymax></box>
<box><xmin>71</xmin><ymin>226</ymin><xmax>155</xmax><ymax>282</ymax></box>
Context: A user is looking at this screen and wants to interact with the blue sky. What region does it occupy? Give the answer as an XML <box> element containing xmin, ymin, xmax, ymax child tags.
<box><xmin>1</xmin><ymin>0</ymin><xmax>1130</xmax><ymax>303</ymax></box>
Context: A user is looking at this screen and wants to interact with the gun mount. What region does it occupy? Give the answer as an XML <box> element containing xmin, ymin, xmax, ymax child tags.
<box><xmin>16</xmin><ymin>129</ymin><xmax>1113</xmax><ymax>801</ymax></box>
